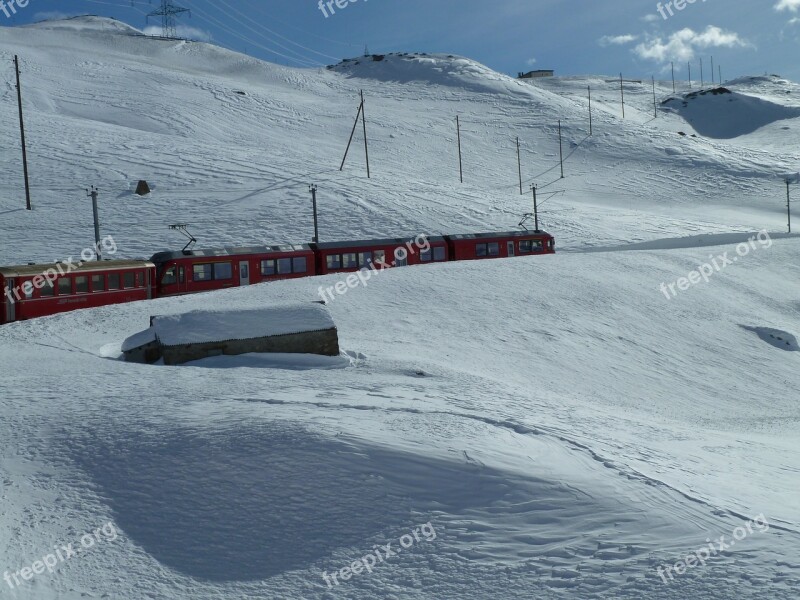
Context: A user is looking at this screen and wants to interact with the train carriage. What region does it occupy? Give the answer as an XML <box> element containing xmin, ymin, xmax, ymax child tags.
<box><xmin>151</xmin><ymin>245</ymin><xmax>316</xmax><ymax>297</ymax></box>
<box><xmin>445</xmin><ymin>231</ymin><xmax>555</xmax><ymax>261</ymax></box>
<box><xmin>0</xmin><ymin>260</ymin><xmax>155</xmax><ymax>325</ymax></box>
<box><xmin>312</xmin><ymin>236</ymin><xmax>449</xmax><ymax>275</ymax></box>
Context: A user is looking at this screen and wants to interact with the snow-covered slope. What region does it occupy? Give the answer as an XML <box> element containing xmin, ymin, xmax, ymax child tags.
<box><xmin>0</xmin><ymin>16</ymin><xmax>799</xmax><ymax>600</ymax></box>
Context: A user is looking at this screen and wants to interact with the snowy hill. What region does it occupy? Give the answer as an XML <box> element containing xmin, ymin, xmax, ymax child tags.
<box><xmin>0</xmin><ymin>16</ymin><xmax>799</xmax><ymax>600</ymax></box>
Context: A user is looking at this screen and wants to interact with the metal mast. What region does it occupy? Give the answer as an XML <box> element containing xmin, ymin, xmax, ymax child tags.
<box><xmin>147</xmin><ymin>0</ymin><xmax>190</xmax><ymax>38</ymax></box>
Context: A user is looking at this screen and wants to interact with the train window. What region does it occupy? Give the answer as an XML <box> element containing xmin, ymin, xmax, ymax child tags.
<box><xmin>488</xmin><ymin>243</ymin><xmax>500</xmax><ymax>256</ymax></box>
<box><xmin>434</xmin><ymin>247</ymin><xmax>446</xmax><ymax>261</ymax></box>
<box><xmin>357</xmin><ymin>252</ymin><xmax>373</xmax><ymax>267</ymax></box>
<box><xmin>108</xmin><ymin>274</ymin><xmax>120</xmax><ymax>290</ymax></box>
<box><xmin>342</xmin><ymin>253</ymin><xmax>357</xmax><ymax>268</ymax></box>
<box><xmin>123</xmin><ymin>272</ymin><xmax>135</xmax><ymax>289</ymax></box>
<box><xmin>277</xmin><ymin>258</ymin><xmax>293</xmax><ymax>274</ymax></box>
<box><xmin>374</xmin><ymin>250</ymin><xmax>386</xmax><ymax>264</ymax></box>
<box><xmin>92</xmin><ymin>274</ymin><xmax>105</xmax><ymax>291</ymax></box>
<box><xmin>520</xmin><ymin>240</ymin><xmax>532</xmax><ymax>253</ymax></box>
<box><xmin>261</xmin><ymin>260</ymin><xmax>276</xmax><ymax>276</ymax></box>
<box><xmin>476</xmin><ymin>244</ymin><xmax>488</xmax><ymax>257</ymax></box>
<box><xmin>193</xmin><ymin>264</ymin><xmax>213</xmax><ymax>281</ymax></box>
<box><xmin>58</xmin><ymin>278</ymin><xmax>72</xmax><ymax>295</ymax></box>
<box><xmin>161</xmin><ymin>267</ymin><xmax>177</xmax><ymax>285</ymax></box>
<box><xmin>179</xmin><ymin>267</ymin><xmax>185</xmax><ymax>283</ymax></box>
<box><xmin>293</xmin><ymin>257</ymin><xmax>307</xmax><ymax>273</ymax></box>
<box><xmin>420</xmin><ymin>248</ymin><xmax>432</xmax><ymax>262</ymax></box>
<box><xmin>327</xmin><ymin>255</ymin><xmax>341</xmax><ymax>270</ymax></box>
<box><xmin>40</xmin><ymin>280</ymin><xmax>55</xmax><ymax>297</ymax></box>
<box><xmin>213</xmin><ymin>262</ymin><xmax>232</xmax><ymax>280</ymax></box>
<box><xmin>75</xmin><ymin>276</ymin><xmax>89</xmax><ymax>294</ymax></box>
<box><xmin>23</xmin><ymin>281</ymin><xmax>33</xmax><ymax>299</ymax></box>
<box><xmin>532</xmin><ymin>241</ymin><xmax>544</xmax><ymax>251</ymax></box>
<box><xmin>137</xmin><ymin>271</ymin><xmax>146</xmax><ymax>287</ymax></box>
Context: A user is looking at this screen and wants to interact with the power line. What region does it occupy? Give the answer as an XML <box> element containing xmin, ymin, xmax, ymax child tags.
<box><xmin>147</xmin><ymin>0</ymin><xmax>190</xmax><ymax>38</ymax></box>
<box><xmin>215</xmin><ymin>0</ymin><xmax>341</xmax><ymax>62</ymax></box>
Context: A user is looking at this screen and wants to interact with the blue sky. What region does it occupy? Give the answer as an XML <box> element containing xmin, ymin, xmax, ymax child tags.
<box><xmin>4</xmin><ymin>0</ymin><xmax>800</xmax><ymax>81</ymax></box>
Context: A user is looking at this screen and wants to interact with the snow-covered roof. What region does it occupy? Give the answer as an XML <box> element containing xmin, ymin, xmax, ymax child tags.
<box><xmin>123</xmin><ymin>304</ymin><xmax>336</xmax><ymax>350</ymax></box>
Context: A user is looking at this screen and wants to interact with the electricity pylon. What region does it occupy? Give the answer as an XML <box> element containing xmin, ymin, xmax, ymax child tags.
<box><xmin>147</xmin><ymin>0</ymin><xmax>190</xmax><ymax>38</ymax></box>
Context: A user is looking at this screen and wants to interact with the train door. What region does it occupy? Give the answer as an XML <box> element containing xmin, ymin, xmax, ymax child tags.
<box><xmin>507</xmin><ymin>242</ymin><xmax>515</xmax><ymax>257</ymax></box>
<box><xmin>178</xmin><ymin>266</ymin><xmax>187</xmax><ymax>293</ymax></box>
<box><xmin>4</xmin><ymin>278</ymin><xmax>15</xmax><ymax>323</ymax></box>
<box><xmin>394</xmin><ymin>247</ymin><xmax>408</xmax><ymax>267</ymax></box>
<box><xmin>239</xmin><ymin>261</ymin><xmax>250</xmax><ymax>286</ymax></box>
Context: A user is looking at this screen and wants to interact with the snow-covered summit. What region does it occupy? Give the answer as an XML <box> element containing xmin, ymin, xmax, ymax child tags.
<box><xmin>24</xmin><ymin>15</ymin><xmax>143</xmax><ymax>35</ymax></box>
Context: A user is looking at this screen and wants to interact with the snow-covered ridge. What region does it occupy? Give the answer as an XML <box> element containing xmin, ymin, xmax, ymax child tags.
<box><xmin>328</xmin><ymin>51</ymin><xmax>552</xmax><ymax>97</ymax></box>
<box><xmin>24</xmin><ymin>15</ymin><xmax>143</xmax><ymax>35</ymax></box>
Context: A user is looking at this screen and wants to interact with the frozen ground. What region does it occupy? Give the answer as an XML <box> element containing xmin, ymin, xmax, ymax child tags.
<box><xmin>0</xmin><ymin>16</ymin><xmax>798</xmax><ymax>600</ymax></box>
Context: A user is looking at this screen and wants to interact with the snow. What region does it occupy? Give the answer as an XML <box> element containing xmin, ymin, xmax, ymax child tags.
<box><xmin>0</xmin><ymin>16</ymin><xmax>799</xmax><ymax>600</ymax></box>
<box><xmin>661</xmin><ymin>86</ymin><xmax>800</xmax><ymax>139</ymax></box>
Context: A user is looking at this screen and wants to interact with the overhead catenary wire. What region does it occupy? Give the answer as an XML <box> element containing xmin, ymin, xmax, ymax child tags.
<box><xmin>97</xmin><ymin>0</ymin><xmax>324</xmax><ymax>67</ymax></box>
<box><xmin>215</xmin><ymin>0</ymin><xmax>341</xmax><ymax>62</ymax></box>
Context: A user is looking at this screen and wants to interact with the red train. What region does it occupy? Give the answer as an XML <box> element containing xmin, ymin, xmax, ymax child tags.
<box><xmin>0</xmin><ymin>230</ymin><xmax>554</xmax><ymax>325</ymax></box>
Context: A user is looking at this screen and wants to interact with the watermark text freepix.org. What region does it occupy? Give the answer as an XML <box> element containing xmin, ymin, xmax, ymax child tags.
<box><xmin>4</xmin><ymin>522</ymin><xmax>119</xmax><ymax>590</ymax></box>
<box><xmin>318</xmin><ymin>0</ymin><xmax>368</xmax><ymax>19</ymax></box>
<box><xmin>318</xmin><ymin>234</ymin><xmax>430</xmax><ymax>303</ymax></box>
<box><xmin>660</xmin><ymin>230</ymin><xmax>771</xmax><ymax>300</ymax></box>
<box><xmin>0</xmin><ymin>0</ymin><xmax>29</xmax><ymax>20</ymax></box>
<box><xmin>322</xmin><ymin>521</ymin><xmax>437</xmax><ymax>588</ymax></box>
<box><xmin>2</xmin><ymin>235</ymin><xmax>118</xmax><ymax>304</ymax></box>
<box><xmin>657</xmin><ymin>0</ymin><xmax>707</xmax><ymax>21</ymax></box>
<box><xmin>656</xmin><ymin>514</ymin><xmax>769</xmax><ymax>583</ymax></box>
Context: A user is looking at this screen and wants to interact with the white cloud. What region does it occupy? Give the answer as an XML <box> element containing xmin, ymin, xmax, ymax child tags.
<box><xmin>526</xmin><ymin>57</ymin><xmax>537</xmax><ymax>66</ymax></box>
<box><xmin>143</xmin><ymin>25</ymin><xmax>213</xmax><ymax>42</ymax></box>
<box><xmin>633</xmin><ymin>26</ymin><xmax>750</xmax><ymax>62</ymax></box>
<box><xmin>599</xmin><ymin>34</ymin><xmax>638</xmax><ymax>47</ymax></box>
<box><xmin>775</xmin><ymin>0</ymin><xmax>800</xmax><ymax>12</ymax></box>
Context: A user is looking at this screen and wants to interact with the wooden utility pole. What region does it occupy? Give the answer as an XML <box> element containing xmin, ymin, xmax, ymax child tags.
<box><xmin>14</xmin><ymin>55</ymin><xmax>31</xmax><ymax>211</ymax></box>
<box><xmin>456</xmin><ymin>115</ymin><xmax>463</xmax><ymax>183</ymax></box>
<box><xmin>652</xmin><ymin>76</ymin><xmax>657</xmax><ymax>118</ymax></box>
<box><xmin>700</xmin><ymin>57</ymin><xmax>704</xmax><ymax>87</ymax></box>
<box><xmin>516</xmin><ymin>137</ymin><xmax>523</xmax><ymax>195</ymax></box>
<box><xmin>558</xmin><ymin>120</ymin><xmax>564</xmax><ymax>178</ymax></box>
<box><xmin>87</xmin><ymin>186</ymin><xmax>101</xmax><ymax>259</ymax></box>
<box><xmin>360</xmin><ymin>90</ymin><xmax>370</xmax><ymax>178</ymax></box>
<box><xmin>530</xmin><ymin>184</ymin><xmax>539</xmax><ymax>232</ymax></box>
<box><xmin>620</xmin><ymin>73</ymin><xmax>625</xmax><ymax>118</ymax></box>
<box><xmin>787</xmin><ymin>179</ymin><xmax>793</xmax><ymax>234</ymax></box>
<box><xmin>671</xmin><ymin>62</ymin><xmax>675</xmax><ymax>93</ymax></box>
<box><xmin>588</xmin><ymin>86</ymin><xmax>593</xmax><ymax>135</ymax></box>
<box><xmin>340</xmin><ymin>101</ymin><xmax>362</xmax><ymax>171</ymax></box>
<box><xmin>309</xmin><ymin>184</ymin><xmax>319</xmax><ymax>243</ymax></box>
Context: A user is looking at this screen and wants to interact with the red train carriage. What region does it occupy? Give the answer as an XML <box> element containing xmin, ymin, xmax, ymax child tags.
<box><xmin>312</xmin><ymin>236</ymin><xmax>449</xmax><ymax>275</ymax></box>
<box><xmin>445</xmin><ymin>231</ymin><xmax>555</xmax><ymax>261</ymax></box>
<box><xmin>0</xmin><ymin>260</ymin><xmax>155</xmax><ymax>325</ymax></box>
<box><xmin>151</xmin><ymin>245</ymin><xmax>316</xmax><ymax>297</ymax></box>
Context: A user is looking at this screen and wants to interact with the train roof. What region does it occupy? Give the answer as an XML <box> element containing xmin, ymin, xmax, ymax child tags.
<box><xmin>0</xmin><ymin>259</ymin><xmax>154</xmax><ymax>278</ymax></box>
<box><xmin>150</xmin><ymin>244</ymin><xmax>313</xmax><ymax>263</ymax></box>
<box><xmin>447</xmin><ymin>230</ymin><xmax>552</xmax><ymax>241</ymax></box>
<box><xmin>314</xmin><ymin>235</ymin><xmax>446</xmax><ymax>250</ymax></box>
